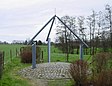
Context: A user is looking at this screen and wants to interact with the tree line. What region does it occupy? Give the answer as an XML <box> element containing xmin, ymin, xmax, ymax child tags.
<box><xmin>55</xmin><ymin>4</ymin><xmax>112</xmax><ymax>60</ymax></box>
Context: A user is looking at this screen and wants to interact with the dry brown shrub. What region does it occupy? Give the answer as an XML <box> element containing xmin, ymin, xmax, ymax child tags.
<box><xmin>70</xmin><ymin>60</ymin><xmax>89</xmax><ymax>86</ymax></box>
<box><xmin>20</xmin><ymin>46</ymin><xmax>41</xmax><ymax>63</ymax></box>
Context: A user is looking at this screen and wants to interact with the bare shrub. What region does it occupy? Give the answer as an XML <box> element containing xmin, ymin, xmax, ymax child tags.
<box><xmin>70</xmin><ymin>60</ymin><xmax>89</xmax><ymax>86</ymax></box>
<box><xmin>92</xmin><ymin>52</ymin><xmax>112</xmax><ymax>73</ymax></box>
<box><xmin>20</xmin><ymin>46</ymin><xmax>41</xmax><ymax>63</ymax></box>
<box><xmin>20</xmin><ymin>50</ymin><xmax>32</xmax><ymax>63</ymax></box>
<box><xmin>69</xmin><ymin>52</ymin><xmax>112</xmax><ymax>86</ymax></box>
<box><xmin>91</xmin><ymin>52</ymin><xmax>112</xmax><ymax>86</ymax></box>
<box><xmin>93</xmin><ymin>70</ymin><xmax>112</xmax><ymax>86</ymax></box>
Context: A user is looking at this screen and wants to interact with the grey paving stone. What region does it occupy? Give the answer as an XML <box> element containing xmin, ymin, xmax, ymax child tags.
<box><xmin>18</xmin><ymin>62</ymin><xmax>72</xmax><ymax>79</ymax></box>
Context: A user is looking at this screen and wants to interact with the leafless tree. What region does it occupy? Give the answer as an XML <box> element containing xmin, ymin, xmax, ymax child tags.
<box><xmin>77</xmin><ymin>16</ymin><xmax>88</xmax><ymax>55</ymax></box>
<box><xmin>105</xmin><ymin>4</ymin><xmax>112</xmax><ymax>49</ymax></box>
<box><xmin>87</xmin><ymin>16</ymin><xmax>92</xmax><ymax>55</ymax></box>
<box><xmin>55</xmin><ymin>15</ymin><xmax>76</xmax><ymax>61</ymax></box>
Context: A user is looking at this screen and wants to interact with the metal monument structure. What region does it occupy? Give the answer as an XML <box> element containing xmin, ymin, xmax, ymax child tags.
<box><xmin>29</xmin><ymin>15</ymin><xmax>89</xmax><ymax>67</ymax></box>
<box><xmin>32</xmin><ymin>42</ymin><xmax>36</xmax><ymax>69</ymax></box>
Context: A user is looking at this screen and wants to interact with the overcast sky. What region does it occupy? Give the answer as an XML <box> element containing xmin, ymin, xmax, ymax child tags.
<box><xmin>0</xmin><ymin>0</ymin><xmax>112</xmax><ymax>43</ymax></box>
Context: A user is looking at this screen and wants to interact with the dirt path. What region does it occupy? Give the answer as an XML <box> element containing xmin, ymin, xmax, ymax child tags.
<box><xmin>29</xmin><ymin>79</ymin><xmax>48</xmax><ymax>86</ymax></box>
<box><xmin>29</xmin><ymin>79</ymin><xmax>71</xmax><ymax>86</ymax></box>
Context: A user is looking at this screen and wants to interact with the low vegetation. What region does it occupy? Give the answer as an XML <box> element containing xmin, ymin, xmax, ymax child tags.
<box><xmin>0</xmin><ymin>57</ymin><xmax>31</xmax><ymax>86</ymax></box>
<box><xmin>70</xmin><ymin>52</ymin><xmax>112</xmax><ymax>86</ymax></box>
<box><xmin>70</xmin><ymin>60</ymin><xmax>89</xmax><ymax>86</ymax></box>
<box><xmin>20</xmin><ymin>46</ymin><xmax>41</xmax><ymax>63</ymax></box>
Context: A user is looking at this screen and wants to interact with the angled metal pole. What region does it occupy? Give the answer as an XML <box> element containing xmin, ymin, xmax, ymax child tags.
<box><xmin>28</xmin><ymin>15</ymin><xmax>56</xmax><ymax>44</ymax></box>
<box><xmin>56</xmin><ymin>16</ymin><xmax>89</xmax><ymax>48</ymax></box>
<box><xmin>46</xmin><ymin>17</ymin><xmax>55</xmax><ymax>41</ymax></box>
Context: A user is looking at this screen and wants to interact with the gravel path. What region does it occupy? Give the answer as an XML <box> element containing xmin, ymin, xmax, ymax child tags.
<box><xmin>18</xmin><ymin>62</ymin><xmax>71</xmax><ymax>86</ymax></box>
<box><xmin>18</xmin><ymin>62</ymin><xmax>71</xmax><ymax>79</ymax></box>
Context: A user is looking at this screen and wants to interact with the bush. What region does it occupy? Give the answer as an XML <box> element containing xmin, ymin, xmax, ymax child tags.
<box><xmin>69</xmin><ymin>52</ymin><xmax>112</xmax><ymax>86</ymax></box>
<box><xmin>93</xmin><ymin>70</ymin><xmax>112</xmax><ymax>86</ymax></box>
<box><xmin>91</xmin><ymin>52</ymin><xmax>112</xmax><ymax>86</ymax></box>
<box><xmin>92</xmin><ymin>52</ymin><xmax>112</xmax><ymax>73</ymax></box>
<box><xmin>20</xmin><ymin>46</ymin><xmax>41</xmax><ymax>63</ymax></box>
<box><xmin>70</xmin><ymin>60</ymin><xmax>89</xmax><ymax>86</ymax></box>
<box><xmin>20</xmin><ymin>50</ymin><xmax>32</xmax><ymax>63</ymax></box>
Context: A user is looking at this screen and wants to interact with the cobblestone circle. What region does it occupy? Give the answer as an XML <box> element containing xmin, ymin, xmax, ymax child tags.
<box><xmin>18</xmin><ymin>62</ymin><xmax>71</xmax><ymax>80</ymax></box>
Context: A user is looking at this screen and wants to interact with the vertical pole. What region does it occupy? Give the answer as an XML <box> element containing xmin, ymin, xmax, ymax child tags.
<box><xmin>0</xmin><ymin>52</ymin><xmax>2</xmax><ymax>79</ymax></box>
<box><xmin>32</xmin><ymin>42</ymin><xmax>36</xmax><ymax>69</ymax></box>
<box><xmin>10</xmin><ymin>50</ymin><xmax>12</xmax><ymax>61</ymax></box>
<box><xmin>16</xmin><ymin>48</ymin><xmax>18</xmax><ymax>57</ymax></box>
<box><xmin>48</xmin><ymin>38</ymin><xmax>51</xmax><ymax>63</ymax></box>
<box><xmin>2</xmin><ymin>51</ymin><xmax>4</xmax><ymax>69</ymax></box>
<box><xmin>42</xmin><ymin>51</ymin><xmax>43</xmax><ymax>60</ymax></box>
<box><xmin>80</xmin><ymin>44</ymin><xmax>83</xmax><ymax>60</ymax></box>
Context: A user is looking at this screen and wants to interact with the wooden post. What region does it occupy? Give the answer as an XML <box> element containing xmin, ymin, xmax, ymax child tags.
<box><xmin>0</xmin><ymin>52</ymin><xmax>3</xmax><ymax>79</ymax></box>
<box><xmin>42</xmin><ymin>51</ymin><xmax>43</xmax><ymax>60</ymax></box>
<box><xmin>40</xmin><ymin>51</ymin><xmax>44</xmax><ymax>63</ymax></box>
<box><xmin>2</xmin><ymin>51</ymin><xmax>4</xmax><ymax>69</ymax></box>
<box><xmin>20</xmin><ymin>48</ymin><xmax>22</xmax><ymax>54</ymax></box>
<box><xmin>16</xmin><ymin>48</ymin><xmax>18</xmax><ymax>57</ymax></box>
<box><xmin>10</xmin><ymin>50</ymin><xmax>12</xmax><ymax>61</ymax></box>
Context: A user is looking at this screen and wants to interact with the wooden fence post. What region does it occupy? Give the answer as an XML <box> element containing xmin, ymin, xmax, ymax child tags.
<box><xmin>0</xmin><ymin>52</ymin><xmax>3</xmax><ymax>79</ymax></box>
<box><xmin>2</xmin><ymin>51</ymin><xmax>4</xmax><ymax>69</ymax></box>
<box><xmin>16</xmin><ymin>48</ymin><xmax>18</xmax><ymax>57</ymax></box>
<box><xmin>42</xmin><ymin>51</ymin><xmax>43</xmax><ymax>60</ymax></box>
<box><xmin>40</xmin><ymin>51</ymin><xmax>44</xmax><ymax>63</ymax></box>
<box><xmin>10</xmin><ymin>50</ymin><xmax>12</xmax><ymax>61</ymax></box>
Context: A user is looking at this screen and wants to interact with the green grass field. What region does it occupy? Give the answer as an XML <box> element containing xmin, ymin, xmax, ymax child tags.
<box><xmin>0</xmin><ymin>44</ymin><xmax>25</xmax><ymax>63</ymax></box>
<box><xmin>0</xmin><ymin>44</ymin><xmax>91</xmax><ymax>63</ymax></box>
<box><xmin>0</xmin><ymin>44</ymin><xmax>91</xmax><ymax>86</ymax></box>
<box><xmin>39</xmin><ymin>45</ymin><xmax>91</xmax><ymax>62</ymax></box>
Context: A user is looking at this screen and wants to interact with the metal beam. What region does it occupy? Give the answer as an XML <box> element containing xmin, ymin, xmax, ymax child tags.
<box><xmin>28</xmin><ymin>15</ymin><xmax>56</xmax><ymax>44</ymax></box>
<box><xmin>46</xmin><ymin>17</ymin><xmax>55</xmax><ymax>41</ymax></box>
<box><xmin>56</xmin><ymin>16</ymin><xmax>89</xmax><ymax>47</ymax></box>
